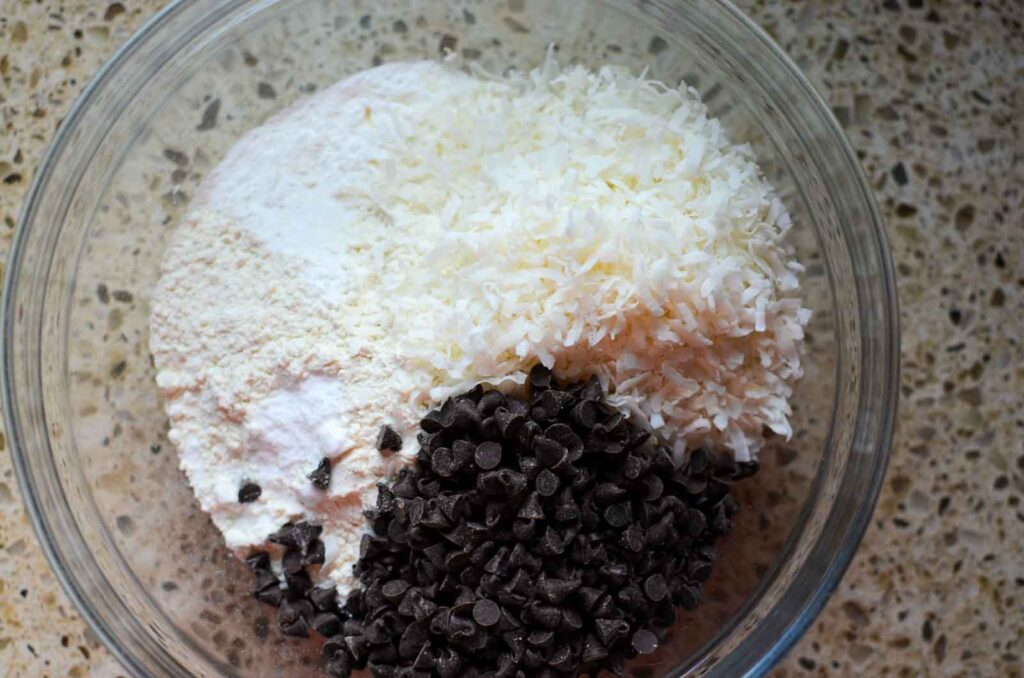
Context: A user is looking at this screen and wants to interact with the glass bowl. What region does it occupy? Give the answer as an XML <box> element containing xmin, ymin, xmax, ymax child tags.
<box><xmin>3</xmin><ymin>1</ymin><xmax>897</xmax><ymax>676</ymax></box>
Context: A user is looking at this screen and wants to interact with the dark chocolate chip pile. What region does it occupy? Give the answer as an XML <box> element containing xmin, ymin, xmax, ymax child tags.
<box><xmin>248</xmin><ymin>365</ymin><xmax>756</xmax><ymax>678</ymax></box>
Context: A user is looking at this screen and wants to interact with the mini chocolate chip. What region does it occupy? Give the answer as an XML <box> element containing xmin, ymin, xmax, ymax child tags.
<box><xmin>643</xmin><ymin>474</ymin><xmax>664</xmax><ymax>502</ymax></box>
<box><xmin>594</xmin><ymin>482</ymin><xmax>628</xmax><ymax>505</ymax></box>
<box><xmin>678</xmin><ymin>583</ymin><xmax>702</xmax><ymax>610</ymax></box>
<box><xmin>308</xmin><ymin>586</ymin><xmax>337</xmax><ymax>611</ymax></box>
<box><xmin>644</xmin><ymin>574</ymin><xmax>668</xmax><ymax>602</ymax></box>
<box><xmin>595</xmin><ymin>618</ymin><xmax>630</xmax><ymax>646</ymax></box>
<box><xmin>632</xmin><ymin>628</ymin><xmax>659</xmax><ymax>654</ymax></box>
<box><xmin>575</xmin><ymin>586</ymin><xmax>604</xmax><ymax>612</ymax></box>
<box><xmin>475</xmin><ymin>441</ymin><xmax>503</xmax><ymax>470</ymax></box>
<box><xmin>582</xmin><ymin>633</ymin><xmax>608</xmax><ymax>662</ymax></box>
<box><xmin>312</xmin><ymin>611</ymin><xmax>342</xmax><ymax>637</ymax></box>
<box><xmin>535</xmin><ymin>468</ymin><xmax>560</xmax><ymax>497</ymax></box>
<box><xmin>472</xmin><ymin>598</ymin><xmax>502</xmax><ymax>627</ymax></box>
<box><xmin>528</xmin><ymin>363</ymin><xmax>554</xmax><ymax>391</ymax></box>
<box><xmin>238</xmin><ymin>482</ymin><xmax>261</xmax><ymax>503</ymax></box>
<box><xmin>285</xmin><ymin>569</ymin><xmax>313</xmax><ymax>595</ymax></box>
<box><xmin>688</xmin><ymin>448</ymin><xmax>711</xmax><ymax>474</ymax></box>
<box><xmin>269</xmin><ymin>521</ymin><xmax>322</xmax><ymax>548</ymax></box>
<box><xmin>377</xmin><ymin>424</ymin><xmax>403</xmax><ymax>453</ymax></box>
<box><xmin>308</xmin><ymin>457</ymin><xmax>332</xmax><ymax>489</ymax></box>
<box><xmin>604</xmin><ymin>501</ymin><xmax>632</xmax><ymax>527</ymax></box>
<box><xmin>517</xmin><ymin>492</ymin><xmax>545</xmax><ymax>520</ymax></box>
<box><xmin>254</xmin><ymin>584</ymin><xmax>285</xmax><ymax>606</ymax></box>
<box><xmin>282</xmin><ymin>548</ymin><xmax>304</xmax><ymax>575</ymax></box>
<box><xmin>382</xmin><ymin>579</ymin><xmax>410</xmax><ymax>602</ymax></box>
<box><xmin>245</xmin><ymin>551</ymin><xmax>270</xmax><ymax>572</ymax></box>
<box><xmin>571</xmin><ymin>400</ymin><xmax>599</xmax><ymax>428</ymax></box>
<box><xmin>432</xmin><ymin>447</ymin><xmax>456</xmax><ymax>476</ymax></box>
<box><xmin>325</xmin><ymin>652</ymin><xmax>351</xmax><ymax>678</ymax></box>
<box><xmin>452</xmin><ymin>399</ymin><xmax>482</xmax><ymax>430</ymax></box>
<box><xmin>684</xmin><ymin>508</ymin><xmax>707</xmax><ymax>536</ymax></box>
<box><xmin>533</xmin><ymin>436</ymin><xmax>566</xmax><ymax>467</ymax></box>
<box><xmin>479</xmin><ymin>390</ymin><xmax>506</xmax><ymax>416</ymax></box>
<box><xmin>538</xmin><ymin>578</ymin><xmax>578</xmax><ymax>604</ymax></box>
<box><xmin>278</xmin><ymin>599</ymin><xmax>314</xmax><ymax>637</ymax></box>
<box><xmin>305</xmin><ymin>539</ymin><xmax>326</xmax><ymax>566</ymax></box>
<box><xmin>549</xmin><ymin>644</ymin><xmax>574</xmax><ymax>671</ymax></box>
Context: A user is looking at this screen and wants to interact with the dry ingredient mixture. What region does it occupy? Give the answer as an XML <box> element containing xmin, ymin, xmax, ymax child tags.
<box><xmin>150</xmin><ymin>55</ymin><xmax>808</xmax><ymax>676</ymax></box>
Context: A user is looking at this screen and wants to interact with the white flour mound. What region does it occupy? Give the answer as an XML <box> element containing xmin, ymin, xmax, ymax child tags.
<box><xmin>150</xmin><ymin>58</ymin><xmax>808</xmax><ymax>594</ymax></box>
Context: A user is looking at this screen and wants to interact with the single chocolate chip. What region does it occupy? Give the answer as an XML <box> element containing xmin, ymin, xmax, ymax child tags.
<box><xmin>238</xmin><ymin>482</ymin><xmax>262</xmax><ymax>503</ymax></box>
<box><xmin>604</xmin><ymin>502</ymin><xmax>632</xmax><ymax>527</ymax></box>
<box><xmin>269</xmin><ymin>521</ymin><xmax>322</xmax><ymax>549</ymax></box>
<box><xmin>632</xmin><ymin>628</ymin><xmax>659</xmax><ymax>654</ymax></box>
<box><xmin>534</xmin><ymin>436</ymin><xmax>567</xmax><ymax>467</ymax></box>
<box><xmin>517</xmin><ymin>491</ymin><xmax>545</xmax><ymax>520</ymax></box>
<box><xmin>678</xmin><ymin>583</ymin><xmax>702</xmax><ymax>610</ymax></box>
<box><xmin>528</xmin><ymin>363</ymin><xmax>554</xmax><ymax>391</ymax></box>
<box><xmin>595</xmin><ymin>618</ymin><xmax>630</xmax><ymax>646</ymax></box>
<box><xmin>538</xmin><ymin>578</ymin><xmax>578</xmax><ymax>604</ymax></box>
<box><xmin>245</xmin><ymin>551</ymin><xmax>270</xmax><ymax>572</ymax></box>
<box><xmin>382</xmin><ymin>579</ymin><xmax>410</xmax><ymax>602</ymax></box>
<box><xmin>478</xmin><ymin>390</ymin><xmax>506</xmax><ymax>416</ymax></box>
<box><xmin>308</xmin><ymin>585</ymin><xmax>337</xmax><ymax>611</ymax></box>
<box><xmin>325</xmin><ymin>651</ymin><xmax>351</xmax><ymax>677</ymax></box>
<box><xmin>684</xmin><ymin>508</ymin><xmax>707</xmax><ymax>537</ymax></box>
<box><xmin>472</xmin><ymin>598</ymin><xmax>501</xmax><ymax>627</ymax></box>
<box><xmin>452</xmin><ymin>399</ymin><xmax>482</xmax><ymax>431</ymax></box>
<box><xmin>582</xmin><ymin>633</ymin><xmax>608</xmax><ymax>662</ymax></box>
<box><xmin>688</xmin><ymin>448</ymin><xmax>711</xmax><ymax>474</ymax></box>
<box><xmin>308</xmin><ymin>457</ymin><xmax>332</xmax><ymax>490</ymax></box>
<box><xmin>432</xmin><ymin>448</ymin><xmax>455</xmax><ymax>477</ymax></box>
<box><xmin>285</xmin><ymin>569</ymin><xmax>313</xmax><ymax>595</ymax></box>
<box><xmin>494</xmin><ymin>408</ymin><xmax>525</xmax><ymax>439</ymax></box>
<box><xmin>535</xmin><ymin>468</ymin><xmax>560</xmax><ymax>497</ymax></box>
<box><xmin>436</xmin><ymin>649</ymin><xmax>462</xmax><ymax>678</ymax></box>
<box><xmin>534</xmin><ymin>527</ymin><xmax>565</xmax><ymax>556</ymax></box>
<box><xmin>253</xmin><ymin>570</ymin><xmax>277</xmax><ymax>595</ymax></box>
<box><xmin>254</xmin><ymin>584</ymin><xmax>285</xmax><ymax>606</ymax></box>
<box><xmin>377</xmin><ymin>424</ymin><xmax>403</xmax><ymax>453</ymax></box>
<box><xmin>282</xmin><ymin>548</ymin><xmax>304</xmax><ymax>575</ymax></box>
<box><xmin>312</xmin><ymin>611</ymin><xmax>342</xmax><ymax>637</ymax></box>
<box><xmin>345</xmin><ymin>635</ymin><xmax>368</xmax><ymax>664</ymax></box>
<box><xmin>644</xmin><ymin>574</ymin><xmax>668</xmax><ymax>602</ymax></box>
<box><xmin>686</xmin><ymin>557</ymin><xmax>713</xmax><ymax>582</ymax></box>
<box><xmin>571</xmin><ymin>400</ymin><xmax>599</xmax><ymax>429</ymax></box>
<box><xmin>398</xmin><ymin>620</ymin><xmax>429</xmax><ymax>659</ymax></box>
<box><xmin>594</xmin><ymin>483</ymin><xmax>628</xmax><ymax>505</ymax></box>
<box><xmin>735</xmin><ymin>460</ymin><xmax>760</xmax><ymax>479</ymax></box>
<box><xmin>545</xmin><ymin>423</ymin><xmax>583</xmax><ymax>459</ymax></box>
<box><xmin>278</xmin><ymin>599</ymin><xmax>314</xmax><ymax>637</ymax></box>
<box><xmin>643</xmin><ymin>474</ymin><xmax>664</xmax><ymax>502</ymax></box>
<box><xmin>413</xmin><ymin>644</ymin><xmax>436</xmax><ymax>671</ymax></box>
<box><xmin>475</xmin><ymin>441</ymin><xmax>503</xmax><ymax>470</ymax></box>
<box><xmin>539</xmin><ymin>390</ymin><xmax>574</xmax><ymax>418</ymax></box>
<box><xmin>624</xmin><ymin>454</ymin><xmax>648</xmax><ymax>480</ymax></box>
<box><xmin>531</xmin><ymin>604</ymin><xmax>562</xmax><ymax>630</ymax></box>
<box><xmin>575</xmin><ymin>586</ymin><xmax>604</xmax><ymax>613</ymax></box>
<box><xmin>549</xmin><ymin>644</ymin><xmax>574</xmax><ymax>671</ymax></box>
<box><xmin>305</xmin><ymin>539</ymin><xmax>326</xmax><ymax>566</ymax></box>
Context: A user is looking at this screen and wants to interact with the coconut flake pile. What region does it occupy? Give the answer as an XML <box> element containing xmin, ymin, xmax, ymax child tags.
<box><xmin>350</xmin><ymin>57</ymin><xmax>811</xmax><ymax>461</ymax></box>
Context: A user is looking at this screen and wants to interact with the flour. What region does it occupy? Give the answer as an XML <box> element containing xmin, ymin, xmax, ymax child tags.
<box><xmin>150</xmin><ymin>63</ymin><xmax>471</xmax><ymax>592</ymax></box>
<box><xmin>150</xmin><ymin>59</ymin><xmax>807</xmax><ymax>595</ymax></box>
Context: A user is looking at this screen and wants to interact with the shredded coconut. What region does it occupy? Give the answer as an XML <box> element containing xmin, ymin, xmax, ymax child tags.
<box><xmin>150</xmin><ymin>57</ymin><xmax>808</xmax><ymax>594</ymax></box>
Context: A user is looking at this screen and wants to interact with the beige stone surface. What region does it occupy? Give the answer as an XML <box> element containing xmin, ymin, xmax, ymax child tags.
<box><xmin>0</xmin><ymin>1</ymin><xmax>1021</xmax><ymax>677</ymax></box>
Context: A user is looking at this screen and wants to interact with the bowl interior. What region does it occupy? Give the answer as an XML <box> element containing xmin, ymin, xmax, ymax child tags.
<box><xmin>6</xmin><ymin>1</ymin><xmax>894</xmax><ymax>676</ymax></box>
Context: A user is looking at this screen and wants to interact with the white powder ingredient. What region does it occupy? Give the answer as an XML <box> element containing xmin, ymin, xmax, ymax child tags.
<box><xmin>150</xmin><ymin>58</ymin><xmax>808</xmax><ymax>595</ymax></box>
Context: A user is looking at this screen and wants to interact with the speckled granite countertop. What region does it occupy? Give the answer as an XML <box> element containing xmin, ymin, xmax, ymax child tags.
<box><xmin>1</xmin><ymin>1</ymin><xmax>1021</xmax><ymax>676</ymax></box>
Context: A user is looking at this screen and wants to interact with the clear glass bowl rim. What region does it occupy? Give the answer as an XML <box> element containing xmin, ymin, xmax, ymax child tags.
<box><xmin>2</xmin><ymin>1</ymin><xmax>899</xmax><ymax>676</ymax></box>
